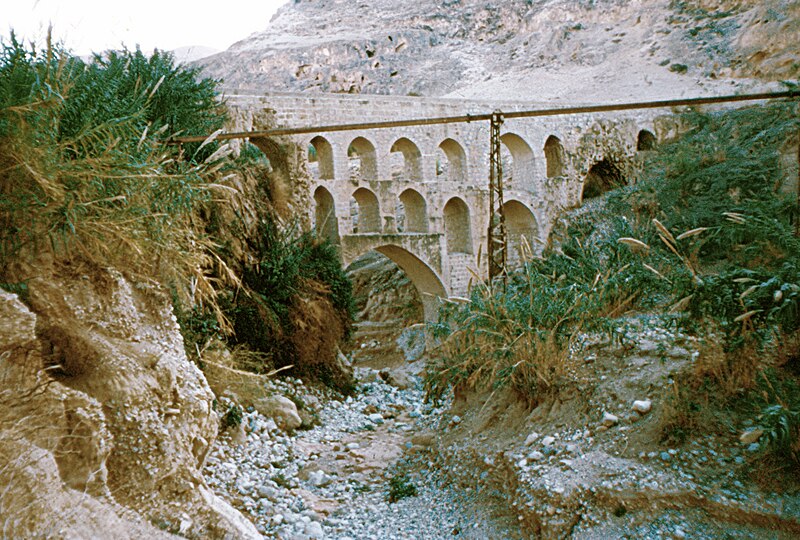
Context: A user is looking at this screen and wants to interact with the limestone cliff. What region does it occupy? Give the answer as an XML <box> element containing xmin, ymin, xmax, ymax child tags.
<box><xmin>196</xmin><ymin>0</ymin><xmax>799</xmax><ymax>101</ymax></box>
<box><xmin>0</xmin><ymin>266</ymin><xmax>261</xmax><ymax>539</ymax></box>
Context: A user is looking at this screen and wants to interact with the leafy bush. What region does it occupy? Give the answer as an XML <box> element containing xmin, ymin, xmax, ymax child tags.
<box><xmin>387</xmin><ymin>473</ymin><xmax>417</xmax><ymax>503</ymax></box>
<box><xmin>230</xmin><ymin>220</ymin><xmax>355</xmax><ymax>390</ymax></box>
<box><xmin>221</xmin><ymin>403</ymin><xmax>243</xmax><ymax>430</ymax></box>
<box><xmin>761</xmin><ymin>403</ymin><xmax>800</xmax><ymax>463</ymax></box>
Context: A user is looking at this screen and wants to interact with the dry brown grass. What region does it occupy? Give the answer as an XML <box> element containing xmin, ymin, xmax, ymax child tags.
<box><xmin>427</xmin><ymin>280</ymin><xmax>579</xmax><ymax>407</ymax></box>
<box><xmin>288</xmin><ymin>279</ymin><xmax>353</xmax><ymax>392</ymax></box>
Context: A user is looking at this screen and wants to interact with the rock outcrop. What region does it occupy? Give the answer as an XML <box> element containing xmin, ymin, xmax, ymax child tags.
<box><xmin>0</xmin><ymin>264</ymin><xmax>261</xmax><ymax>539</ymax></box>
<box><xmin>196</xmin><ymin>0</ymin><xmax>797</xmax><ymax>102</ymax></box>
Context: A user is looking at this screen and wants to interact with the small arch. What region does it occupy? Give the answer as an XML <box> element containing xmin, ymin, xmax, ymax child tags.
<box><xmin>373</xmin><ymin>245</ymin><xmax>447</xmax><ymax>321</ymax></box>
<box><xmin>350</xmin><ymin>187</ymin><xmax>381</xmax><ymax>233</ymax></box>
<box><xmin>500</xmin><ymin>133</ymin><xmax>535</xmax><ymax>191</ymax></box>
<box><xmin>250</xmin><ymin>137</ymin><xmax>289</xmax><ymax>176</ymax></box>
<box><xmin>396</xmin><ymin>189</ymin><xmax>428</xmax><ymax>233</ymax></box>
<box><xmin>582</xmin><ymin>158</ymin><xmax>626</xmax><ymax>200</ymax></box>
<box><xmin>389</xmin><ymin>137</ymin><xmax>422</xmax><ymax>181</ymax></box>
<box><xmin>637</xmin><ymin>129</ymin><xmax>657</xmax><ymax>151</ymax></box>
<box><xmin>443</xmin><ymin>197</ymin><xmax>473</xmax><ymax>254</ymax></box>
<box><xmin>436</xmin><ymin>138</ymin><xmax>467</xmax><ymax>182</ymax></box>
<box><xmin>313</xmin><ymin>186</ymin><xmax>340</xmax><ymax>245</ymax></box>
<box><xmin>544</xmin><ymin>135</ymin><xmax>566</xmax><ymax>178</ymax></box>
<box><xmin>502</xmin><ymin>200</ymin><xmax>538</xmax><ymax>267</ymax></box>
<box><xmin>348</xmin><ymin>136</ymin><xmax>378</xmax><ymax>181</ymax></box>
<box><xmin>308</xmin><ymin>136</ymin><xmax>334</xmax><ymax>179</ymax></box>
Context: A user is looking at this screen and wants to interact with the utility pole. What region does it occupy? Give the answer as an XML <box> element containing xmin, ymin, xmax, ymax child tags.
<box><xmin>488</xmin><ymin>111</ymin><xmax>507</xmax><ymax>283</ymax></box>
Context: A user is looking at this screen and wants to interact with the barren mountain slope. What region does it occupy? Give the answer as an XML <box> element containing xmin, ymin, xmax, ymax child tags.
<box><xmin>196</xmin><ymin>0</ymin><xmax>799</xmax><ymax>102</ymax></box>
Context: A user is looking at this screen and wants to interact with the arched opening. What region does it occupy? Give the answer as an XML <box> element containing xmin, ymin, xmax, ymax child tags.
<box><xmin>250</xmin><ymin>137</ymin><xmax>289</xmax><ymax>177</ymax></box>
<box><xmin>308</xmin><ymin>136</ymin><xmax>335</xmax><ymax>179</ymax></box>
<box><xmin>348</xmin><ymin>136</ymin><xmax>378</xmax><ymax>181</ymax></box>
<box><xmin>313</xmin><ymin>186</ymin><xmax>340</xmax><ymax>245</ymax></box>
<box><xmin>544</xmin><ymin>135</ymin><xmax>566</xmax><ymax>178</ymax></box>
<box><xmin>350</xmin><ymin>187</ymin><xmax>381</xmax><ymax>233</ymax></box>
<box><xmin>345</xmin><ymin>251</ymin><xmax>425</xmax><ymax>366</ymax></box>
<box><xmin>500</xmin><ymin>133</ymin><xmax>535</xmax><ymax>192</ymax></box>
<box><xmin>389</xmin><ymin>137</ymin><xmax>422</xmax><ymax>181</ymax></box>
<box><xmin>375</xmin><ymin>245</ymin><xmax>447</xmax><ymax>321</ymax></box>
<box><xmin>436</xmin><ymin>138</ymin><xmax>467</xmax><ymax>182</ymax></box>
<box><xmin>637</xmin><ymin>130</ymin><xmax>657</xmax><ymax>151</ymax></box>
<box><xmin>502</xmin><ymin>200</ymin><xmax>538</xmax><ymax>267</ymax></box>
<box><xmin>396</xmin><ymin>189</ymin><xmax>428</xmax><ymax>233</ymax></box>
<box><xmin>443</xmin><ymin>197</ymin><xmax>472</xmax><ymax>254</ymax></box>
<box><xmin>582</xmin><ymin>158</ymin><xmax>626</xmax><ymax>201</ymax></box>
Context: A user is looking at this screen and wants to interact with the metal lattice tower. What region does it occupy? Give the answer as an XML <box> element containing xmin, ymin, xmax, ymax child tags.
<box><xmin>487</xmin><ymin>110</ymin><xmax>507</xmax><ymax>282</ymax></box>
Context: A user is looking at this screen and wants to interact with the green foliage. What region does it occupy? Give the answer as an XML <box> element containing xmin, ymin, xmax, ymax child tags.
<box><xmin>236</xmin><ymin>142</ymin><xmax>271</xmax><ymax>166</ymax></box>
<box><xmin>231</xmin><ymin>219</ymin><xmax>355</xmax><ymax>373</ymax></box>
<box><xmin>622</xmin><ymin>103</ymin><xmax>799</xmax><ymax>267</ymax></box>
<box><xmin>176</xmin><ymin>303</ymin><xmax>224</xmax><ymax>358</ymax></box>
<box><xmin>59</xmin><ymin>48</ymin><xmax>225</xmax><ymax>162</ymax></box>
<box><xmin>761</xmin><ymin>403</ymin><xmax>800</xmax><ymax>463</ymax></box>
<box><xmin>387</xmin><ymin>473</ymin><xmax>417</xmax><ymax>503</ymax></box>
<box><xmin>0</xmin><ymin>34</ymin><xmax>227</xmax><ymax>279</ymax></box>
<box><xmin>221</xmin><ymin>403</ymin><xmax>242</xmax><ymax>430</ymax></box>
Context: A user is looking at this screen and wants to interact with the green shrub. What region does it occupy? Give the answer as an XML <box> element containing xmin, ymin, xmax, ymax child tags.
<box><xmin>387</xmin><ymin>473</ymin><xmax>417</xmax><ymax>503</ymax></box>
<box><xmin>230</xmin><ymin>219</ymin><xmax>355</xmax><ymax>386</ymax></box>
<box><xmin>0</xmin><ymin>34</ymin><xmax>227</xmax><ymax>286</ymax></box>
<box><xmin>761</xmin><ymin>403</ymin><xmax>800</xmax><ymax>464</ymax></box>
<box><xmin>221</xmin><ymin>403</ymin><xmax>242</xmax><ymax>429</ymax></box>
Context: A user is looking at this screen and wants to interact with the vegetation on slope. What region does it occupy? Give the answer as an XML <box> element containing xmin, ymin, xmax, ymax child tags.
<box><xmin>427</xmin><ymin>100</ymin><xmax>800</xmax><ymax>467</ymax></box>
<box><xmin>0</xmin><ymin>33</ymin><xmax>354</xmax><ymax>391</ymax></box>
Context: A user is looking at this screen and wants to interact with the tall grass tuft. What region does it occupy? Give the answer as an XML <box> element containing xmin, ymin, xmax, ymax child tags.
<box><xmin>0</xmin><ymin>32</ymin><xmax>234</xmax><ymax>326</ymax></box>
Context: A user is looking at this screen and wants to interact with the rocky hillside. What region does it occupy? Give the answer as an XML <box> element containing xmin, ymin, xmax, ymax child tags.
<box><xmin>197</xmin><ymin>0</ymin><xmax>799</xmax><ymax>102</ymax></box>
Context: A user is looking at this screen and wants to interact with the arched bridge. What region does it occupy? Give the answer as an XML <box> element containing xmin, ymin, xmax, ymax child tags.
<box><xmin>220</xmin><ymin>91</ymin><xmax>769</xmax><ymax>319</ymax></box>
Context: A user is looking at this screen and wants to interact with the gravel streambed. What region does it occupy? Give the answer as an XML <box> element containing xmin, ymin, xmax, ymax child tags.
<box><xmin>204</xmin><ymin>370</ymin><xmax>518</xmax><ymax>539</ymax></box>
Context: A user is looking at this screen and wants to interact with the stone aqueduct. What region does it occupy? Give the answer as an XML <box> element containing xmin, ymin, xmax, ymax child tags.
<box><xmin>228</xmin><ymin>92</ymin><xmax>670</xmax><ymax>318</ymax></box>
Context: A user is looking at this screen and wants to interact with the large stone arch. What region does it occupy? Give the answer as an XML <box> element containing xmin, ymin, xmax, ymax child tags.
<box><xmin>443</xmin><ymin>197</ymin><xmax>473</xmax><ymax>254</ymax></box>
<box><xmin>389</xmin><ymin>137</ymin><xmax>423</xmax><ymax>181</ymax></box>
<box><xmin>397</xmin><ymin>188</ymin><xmax>428</xmax><ymax>233</ymax></box>
<box><xmin>348</xmin><ymin>136</ymin><xmax>378</xmax><ymax>181</ymax></box>
<box><xmin>313</xmin><ymin>186</ymin><xmax>340</xmax><ymax>244</ymax></box>
<box><xmin>350</xmin><ymin>187</ymin><xmax>381</xmax><ymax>233</ymax></box>
<box><xmin>544</xmin><ymin>135</ymin><xmax>566</xmax><ymax>178</ymax></box>
<box><xmin>371</xmin><ymin>244</ymin><xmax>447</xmax><ymax>321</ymax></box>
<box><xmin>500</xmin><ymin>133</ymin><xmax>535</xmax><ymax>192</ymax></box>
<box><xmin>582</xmin><ymin>158</ymin><xmax>626</xmax><ymax>201</ymax></box>
<box><xmin>436</xmin><ymin>138</ymin><xmax>467</xmax><ymax>182</ymax></box>
<box><xmin>308</xmin><ymin>135</ymin><xmax>335</xmax><ymax>180</ymax></box>
<box><xmin>502</xmin><ymin>199</ymin><xmax>538</xmax><ymax>267</ymax></box>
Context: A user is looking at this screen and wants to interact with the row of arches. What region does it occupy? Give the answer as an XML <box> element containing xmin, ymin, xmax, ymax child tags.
<box><xmin>314</xmin><ymin>186</ymin><xmax>540</xmax><ymax>263</ymax></box>
<box><xmin>307</xmin><ymin>129</ymin><xmax>657</xmax><ymax>186</ymax></box>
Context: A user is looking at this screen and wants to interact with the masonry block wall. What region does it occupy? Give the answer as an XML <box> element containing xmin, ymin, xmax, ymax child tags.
<box><xmin>227</xmin><ymin>92</ymin><xmax>671</xmax><ymax>311</ymax></box>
